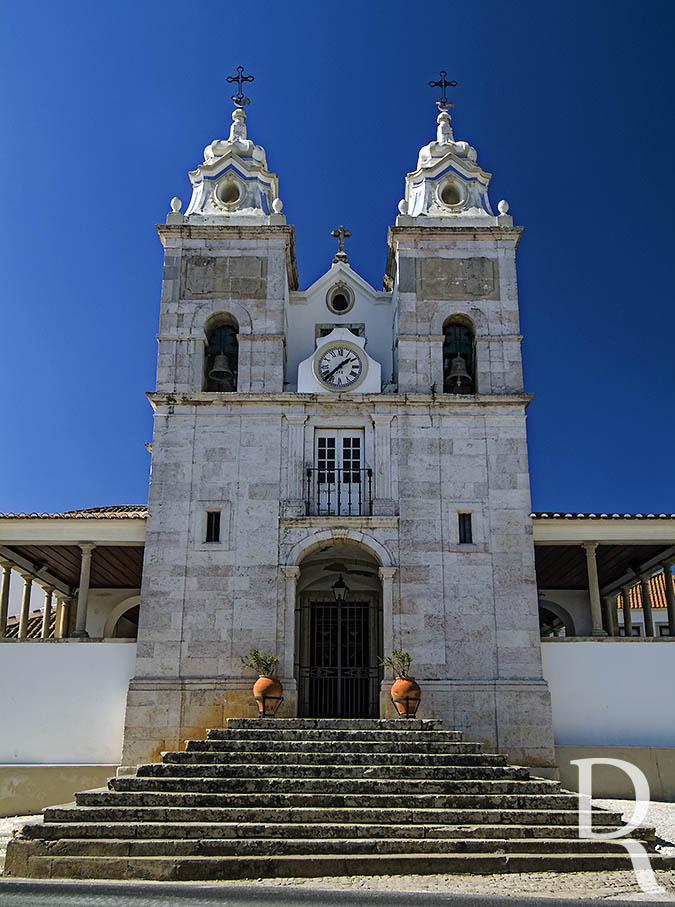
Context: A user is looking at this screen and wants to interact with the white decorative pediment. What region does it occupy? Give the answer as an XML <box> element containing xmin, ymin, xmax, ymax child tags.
<box><xmin>397</xmin><ymin>105</ymin><xmax>512</xmax><ymax>227</ymax></box>
<box><xmin>169</xmin><ymin>107</ymin><xmax>284</xmax><ymax>225</ymax></box>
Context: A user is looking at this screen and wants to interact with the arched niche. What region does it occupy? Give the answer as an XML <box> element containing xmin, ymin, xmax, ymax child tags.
<box><xmin>442</xmin><ymin>314</ymin><xmax>476</xmax><ymax>394</ymax></box>
<box><xmin>204</xmin><ymin>313</ymin><xmax>239</xmax><ymax>392</ymax></box>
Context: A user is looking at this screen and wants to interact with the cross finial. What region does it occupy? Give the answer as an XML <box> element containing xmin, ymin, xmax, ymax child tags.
<box><xmin>331</xmin><ymin>225</ymin><xmax>352</xmax><ymax>264</ymax></box>
<box><xmin>226</xmin><ymin>65</ymin><xmax>255</xmax><ymax>108</ymax></box>
<box><xmin>428</xmin><ymin>70</ymin><xmax>458</xmax><ymax>108</ymax></box>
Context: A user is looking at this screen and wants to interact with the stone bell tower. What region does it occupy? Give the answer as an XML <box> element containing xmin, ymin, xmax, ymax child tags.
<box><xmin>382</xmin><ymin>80</ymin><xmax>556</xmax><ymax>768</ymax></box>
<box><xmin>121</xmin><ymin>73</ymin><xmax>298</xmax><ymax>769</ymax></box>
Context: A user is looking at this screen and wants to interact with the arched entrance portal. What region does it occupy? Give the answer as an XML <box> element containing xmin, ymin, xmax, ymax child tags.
<box><xmin>296</xmin><ymin>540</ymin><xmax>382</xmax><ymax>718</ymax></box>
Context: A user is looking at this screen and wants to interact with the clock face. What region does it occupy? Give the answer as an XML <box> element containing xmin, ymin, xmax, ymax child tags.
<box><xmin>313</xmin><ymin>343</ymin><xmax>367</xmax><ymax>391</ymax></box>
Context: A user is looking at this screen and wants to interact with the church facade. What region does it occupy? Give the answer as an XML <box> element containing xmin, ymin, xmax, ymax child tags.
<box><xmin>119</xmin><ymin>89</ymin><xmax>556</xmax><ymax>773</ymax></box>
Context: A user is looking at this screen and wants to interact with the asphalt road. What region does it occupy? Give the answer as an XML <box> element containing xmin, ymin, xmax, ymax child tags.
<box><xmin>0</xmin><ymin>880</ymin><xmax>673</xmax><ymax>907</ymax></box>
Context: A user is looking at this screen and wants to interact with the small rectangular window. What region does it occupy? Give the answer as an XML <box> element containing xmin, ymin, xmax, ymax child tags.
<box><xmin>659</xmin><ymin>625</ymin><xmax>671</xmax><ymax>636</ymax></box>
<box><xmin>205</xmin><ymin>510</ymin><xmax>221</xmax><ymax>543</ymax></box>
<box><xmin>458</xmin><ymin>512</ymin><xmax>473</xmax><ymax>545</ymax></box>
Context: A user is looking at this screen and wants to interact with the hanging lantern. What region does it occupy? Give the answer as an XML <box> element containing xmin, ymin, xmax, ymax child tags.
<box><xmin>332</xmin><ymin>573</ymin><xmax>349</xmax><ymax>601</ymax></box>
<box><xmin>209</xmin><ymin>353</ymin><xmax>234</xmax><ymax>383</ymax></box>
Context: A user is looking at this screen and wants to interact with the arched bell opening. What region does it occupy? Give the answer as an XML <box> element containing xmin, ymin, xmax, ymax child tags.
<box><xmin>443</xmin><ymin>315</ymin><xmax>475</xmax><ymax>394</ymax></box>
<box><xmin>204</xmin><ymin>314</ymin><xmax>239</xmax><ymax>392</ymax></box>
<box><xmin>295</xmin><ymin>540</ymin><xmax>383</xmax><ymax>718</ymax></box>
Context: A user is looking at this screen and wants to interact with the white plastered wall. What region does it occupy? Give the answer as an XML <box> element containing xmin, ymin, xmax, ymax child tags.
<box><xmin>0</xmin><ymin>642</ymin><xmax>136</xmax><ymax>763</ymax></box>
<box><xmin>541</xmin><ymin>640</ymin><xmax>675</xmax><ymax>746</ymax></box>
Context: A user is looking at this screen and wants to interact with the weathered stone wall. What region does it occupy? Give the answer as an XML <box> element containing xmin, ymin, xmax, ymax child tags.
<box><xmin>154</xmin><ymin>225</ymin><xmax>292</xmax><ymax>395</ymax></box>
<box><xmin>391</xmin><ymin>228</ymin><xmax>524</xmax><ymax>395</ymax></box>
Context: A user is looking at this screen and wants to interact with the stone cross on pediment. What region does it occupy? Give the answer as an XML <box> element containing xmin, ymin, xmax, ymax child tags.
<box><xmin>331</xmin><ymin>225</ymin><xmax>352</xmax><ymax>264</ymax></box>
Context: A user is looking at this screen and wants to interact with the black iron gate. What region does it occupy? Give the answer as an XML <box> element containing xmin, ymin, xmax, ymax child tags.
<box><xmin>299</xmin><ymin>600</ymin><xmax>378</xmax><ymax>718</ymax></box>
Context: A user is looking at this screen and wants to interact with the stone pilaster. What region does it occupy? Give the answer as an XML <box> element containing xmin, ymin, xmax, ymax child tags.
<box><xmin>280</xmin><ymin>566</ymin><xmax>301</xmax><ymax>678</ymax></box>
<box><xmin>283</xmin><ymin>414</ymin><xmax>308</xmax><ymax>516</ymax></box>
<box><xmin>371</xmin><ymin>414</ymin><xmax>395</xmax><ymax>515</ymax></box>
<box><xmin>378</xmin><ymin>566</ymin><xmax>397</xmax><ymax>658</ymax></box>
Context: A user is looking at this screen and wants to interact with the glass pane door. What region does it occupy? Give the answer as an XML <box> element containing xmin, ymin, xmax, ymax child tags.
<box><xmin>314</xmin><ymin>430</ymin><xmax>364</xmax><ymax>515</ymax></box>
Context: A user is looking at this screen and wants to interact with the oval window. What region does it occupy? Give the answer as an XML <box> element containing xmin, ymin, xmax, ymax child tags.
<box><xmin>440</xmin><ymin>180</ymin><xmax>463</xmax><ymax>208</ymax></box>
<box><xmin>217</xmin><ymin>180</ymin><xmax>241</xmax><ymax>206</ymax></box>
<box><xmin>326</xmin><ymin>285</ymin><xmax>354</xmax><ymax>315</ymax></box>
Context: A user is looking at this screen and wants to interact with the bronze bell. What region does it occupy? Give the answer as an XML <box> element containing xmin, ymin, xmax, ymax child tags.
<box><xmin>209</xmin><ymin>353</ymin><xmax>233</xmax><ymax>382</ymax></box>
<box><xmin>448</xmin><ymin>352</ymin><xmax>471</xmax><ymax>387</ymax></box>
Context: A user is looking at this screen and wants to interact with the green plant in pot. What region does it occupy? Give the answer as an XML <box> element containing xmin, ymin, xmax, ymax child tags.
<box><xmin>379</xmin><ymin>649</ymin><xmax>421</xmax><ymax>718</ymax></box>
<box><xmin>242</xmin><ymin>649</ymin><xmax>283</xmax><ymax>717</ymax></box>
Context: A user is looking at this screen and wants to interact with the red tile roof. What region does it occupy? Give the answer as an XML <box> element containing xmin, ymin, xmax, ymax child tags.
<box><xmin>618</xmin><ymin>569</ymin><xmax>671</xmax><ymax>609</ymax></box>
<box><xmin>531</xmin><ymin>512</ymin><xmax>675</xmax><ymax>519</ymax></box>
<box><xmin>0</xmin><ymin>506</ymin><xmax>148</xmax><ymax>520</ymax></box>
<box><xmin>5</xmin><ymin>610</ymin><xmax>56</xmax><ymax>638</ymax></box>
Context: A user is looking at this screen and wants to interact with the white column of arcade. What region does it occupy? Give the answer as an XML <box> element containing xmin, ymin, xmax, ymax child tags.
<box><xmin>72</xmin><ymin>544</ymin><xmax>95</xmax><ymax>638</ymax></box>
<box><xmin>582</xmin><ymin>542</ymin><xmax>607</xmax><ymax>636</ymax></box>
<box><xmin>41</xmin><ymin>586</ymin><xmax>54</xmax><ymax>639</ymax></box>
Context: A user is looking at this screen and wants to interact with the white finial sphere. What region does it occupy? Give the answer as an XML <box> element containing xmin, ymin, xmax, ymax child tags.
<box><xmin>398</xmin><ymin>199</ymin><xmax>408</xmax><ymax>215</ymax></box>
<box><xmin>272</xmin><ymin>198</ymin><xmax>283</xmax><ymax>214</ymax></box>
<box><xmin>498</xmin><ymin>199</ymin><xmax>510</xmax><ymax>215</ymax></box>
<box><xmin>170</xmin><ymin>197</ymin><xmax>182</xmax><ymax>213</ymax></box>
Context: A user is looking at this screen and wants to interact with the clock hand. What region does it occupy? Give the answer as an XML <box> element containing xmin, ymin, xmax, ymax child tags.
<box><xmin>325</xmin><ymin>356</ymin><xmax>356</xmax><ymax>380</ymax></box>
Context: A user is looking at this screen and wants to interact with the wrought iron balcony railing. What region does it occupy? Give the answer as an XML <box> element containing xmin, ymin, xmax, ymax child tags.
<box><xmin>305</xmin><ymin>467</ymin><xmax>373</xmax><ymax>517</ymax></box>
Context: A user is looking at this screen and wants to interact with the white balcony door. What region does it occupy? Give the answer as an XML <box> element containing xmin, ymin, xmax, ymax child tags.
<box><xmin>314</xmin><ymin>429</ymin><xmax>365</xmax><ymax>516</ymax></box>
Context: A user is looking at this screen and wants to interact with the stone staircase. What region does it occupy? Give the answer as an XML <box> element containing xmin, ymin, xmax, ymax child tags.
<box><xmin>5</xmin><ymin>719</ymin><xmax>671</xmax><ymax>881</ymax></box>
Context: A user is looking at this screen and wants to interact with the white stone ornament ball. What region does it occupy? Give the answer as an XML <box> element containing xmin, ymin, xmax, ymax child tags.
<box><xmin>170</xmin><ymin>197</ymin><xmax>182</xmax><ymax>213</ymax></box>
<box><xmin>498</xmin><ymin>199</ymin><xmax>510</xmax><ymax>215</ymax></box>
<box><xmin>272</xmin><ymin>198</ymin><xmax>283</xmax><ymax>214</ymax></box>
<box><xmin>398</xmin><ymin>199</ymin><xmax>408</xmax><ymax>215</ymax></box>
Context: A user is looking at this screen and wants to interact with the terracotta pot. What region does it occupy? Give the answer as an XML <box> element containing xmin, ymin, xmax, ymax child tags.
<box><xmin>390</xmin><ymin>675</ymin><xmax>421</xmax><ymax>717</ymax></box>
<box><xmin>253</xmin><ymin>674</ymin><xmax>283</xmax><ymax>716</ymax></box>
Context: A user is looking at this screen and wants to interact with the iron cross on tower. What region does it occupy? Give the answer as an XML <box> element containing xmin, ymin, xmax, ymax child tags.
<box><xmin>226</xmin><ymin>65</ymin><xmax>255</xmax><ymax>108</ymax></box>
<box><xmin>428</xmin><ymin>70</ymin><xmax>458</xmax><ymax>108</ymax></box>
<box><xmin>331</xmin><ymin>225</ymin><xmax>352</xmax><ymax>264</ymax></box>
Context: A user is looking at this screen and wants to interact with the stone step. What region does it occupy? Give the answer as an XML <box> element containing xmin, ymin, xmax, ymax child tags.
<box><xmin>22</xmin><ymin>821</ymin><xmax>626</xmax><ymax>842</ymax></box>
<box><xmin>205</xmin><ymin>729</ymin><xmax>464</xmax><ymax>743</ymax></box>
<box><xmin>224</xmin><ymin>719</ymin><xmax>442</xmax><ymax>731</ymax></box>
<box><xmin>73</xmin><ymin>790</ymin><xmax>593</xmax><ymax>811</ymax></box>
<box><xmin>186</xmin><ymin>739</ymin><xmax>485</xmax><ymax>755</ymax></box>
<box><xmin>10</xmin><ymin>835</ymin><xmax>644</xmax><ymax>859</ymax></box>
<box><xmin>7</xmin><ymin>717</ymin><xmax>662</xmax><ymax>883</ymax></box>
<box><xmin>135</xmin><ymin>765</ymin><xmax>536</xmax><ymax>793</ymax></box>
<box><xmin>43</xmin><ymin>805</ymin><xmax>626</xmax><ymax>827</ymax></box>
<box><xmin>162</xmin><ymin>748</ymin><xmax>502</xmax><ymax>765</ymax></box>
<box><xmin>20</xmin><ymin>851</ymin><xmax>673</xmax><ymax>882</ymax></box>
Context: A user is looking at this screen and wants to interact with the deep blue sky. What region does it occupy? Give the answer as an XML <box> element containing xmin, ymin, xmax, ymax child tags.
<box><xmin>1</xmin><ymin>0</ymin><xmax>673</xmax><ymax>514</ymax></box>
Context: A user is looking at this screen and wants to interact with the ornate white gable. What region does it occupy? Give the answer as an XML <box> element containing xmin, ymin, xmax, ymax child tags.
<box><xmin>397</xmin><ymin>103</ymin><xmax>512</xmax><ymax>227</ymax></box>
<box><xmin>166</xmin><ymin>106</ymin><xmax>284</xmax><ymax>225</ymax></box>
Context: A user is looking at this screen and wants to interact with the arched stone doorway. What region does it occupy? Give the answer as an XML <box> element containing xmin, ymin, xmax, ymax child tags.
<box><xmin>295</xmin><ymin>540</ymin><xmax>382</xmax><ymax>718</ymax></box>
